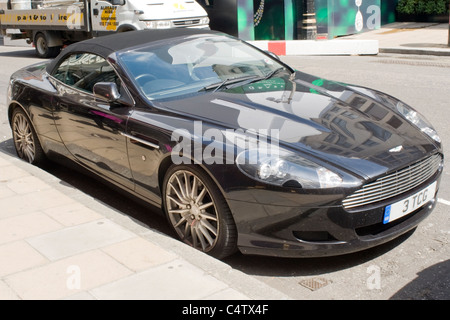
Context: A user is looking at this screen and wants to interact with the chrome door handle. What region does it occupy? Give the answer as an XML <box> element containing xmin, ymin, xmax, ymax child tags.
<box><xmin>120</xmin><ymin>132</ymin><xmax>160</xmax><ymax>150</ymax></box>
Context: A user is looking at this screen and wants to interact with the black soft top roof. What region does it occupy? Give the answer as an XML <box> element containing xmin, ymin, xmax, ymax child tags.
<box><xmin>46</xmin><ymin>28</ymin><xmax>221</xmax><ymax>72</ymax></box>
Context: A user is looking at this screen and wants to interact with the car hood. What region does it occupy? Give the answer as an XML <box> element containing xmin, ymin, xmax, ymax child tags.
<box><xmin>159</xmin><ymin>71</ymin><xmax>439</xmax><ymax>179</ymax></box>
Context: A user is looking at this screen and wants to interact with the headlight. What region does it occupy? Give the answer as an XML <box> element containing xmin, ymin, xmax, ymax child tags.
<box><xmin>236</xmin><ymin>148</ymin><xmax>343</xmax><ymax>189</ymax></box>
<box><xmin>200</xmin><ymin>17</ymin><xmax>210</xmax><ymax>25</ymax></box>
<box><xmin>145</xmin><ymin>20</ymin><xmax>172</xmax><ymax>29</ymax></box>
<box><xmin>396</xmin><ymin>102</ymin><xmax>441</xmax><ymax>143</ymax></box>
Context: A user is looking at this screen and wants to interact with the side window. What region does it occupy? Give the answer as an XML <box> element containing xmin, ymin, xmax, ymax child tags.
<box><xmin>52</xmin><ymin>53</ymin><xmax>120</xmax><ymax>93</ymax></box>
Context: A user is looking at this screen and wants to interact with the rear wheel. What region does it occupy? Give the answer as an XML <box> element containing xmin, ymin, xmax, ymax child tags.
<box><xmin>11</xmin><ymin>108</ymin><xmax>46</xmax><ymax>165</ymax></box>
<box><xmin>162</xmin><ymin>165</ymin><xmax>237</xmax><ymax>259</ymax></box>
<box><xmin>34</xmin><ymin>33</ymin><xmax>61</xmax><ymax>58</ymax></box>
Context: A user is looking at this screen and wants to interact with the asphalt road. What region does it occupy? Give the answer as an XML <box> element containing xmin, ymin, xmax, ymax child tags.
<box><xmin>0</xmin><ymin>45</ymin><xmax>449</xmax><ymax>300</ymax></box>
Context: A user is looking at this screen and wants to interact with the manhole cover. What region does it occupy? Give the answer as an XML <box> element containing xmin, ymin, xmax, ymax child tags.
<box><xmin>299</xmin><ymin>277</ymin><xmax>331</xmax><ymax>291</ymax></box>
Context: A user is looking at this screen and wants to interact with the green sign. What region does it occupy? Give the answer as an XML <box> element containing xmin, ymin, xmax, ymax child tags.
<box><xmin>316</xmin><ymin>0</ymin><xmax>381</xmax><ymax>39</ymax></box>
<box><xmin>237</xmin><ymin>0</ymin><xmax>295</xmax><ymax>41</ymax></box>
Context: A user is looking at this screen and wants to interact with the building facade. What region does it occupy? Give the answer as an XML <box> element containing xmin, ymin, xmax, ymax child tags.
<box><xmin>197</xmin><ymin>0</ymin><xmax>400</xmax><ymax>41</ymax></box>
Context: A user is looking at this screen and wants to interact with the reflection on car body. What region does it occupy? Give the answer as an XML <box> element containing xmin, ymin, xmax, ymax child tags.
<box><xmin>7</xmin><ymin>28</ymin><xmax>443</xmax><ymax>259</ymax></box>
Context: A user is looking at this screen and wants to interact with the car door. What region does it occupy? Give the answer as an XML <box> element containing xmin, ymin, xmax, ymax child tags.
<box><xmin>50</xmin><ymin>52</ymin><xmax>134</xmax><ymax>190</ymax></box>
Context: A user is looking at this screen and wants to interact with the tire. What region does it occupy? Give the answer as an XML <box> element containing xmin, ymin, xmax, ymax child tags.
<box><xmin>11</xmin><ymin>108</ymin><xmax>46</xmax><ymax>165</ymax></box>
<box><xmin>162</xmin><ymin>165</ymin><xmax>237</xmax><ymax>259</ymax></box>
<box><xmin>34</xmin><ymin>33</ymin><xmax>61</xmax><ymax>58</ymax></box>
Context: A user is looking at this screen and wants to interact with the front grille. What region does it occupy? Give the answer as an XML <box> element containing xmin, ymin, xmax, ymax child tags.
<box><xmin>343</xmin><ymin>154</ymin><xmax>442</xmax><ymax>209</ymax></box>
<box><xmin>173</xmin><ymin>19</ymin><xmax>201</xmax><ymax>27</ymax></box>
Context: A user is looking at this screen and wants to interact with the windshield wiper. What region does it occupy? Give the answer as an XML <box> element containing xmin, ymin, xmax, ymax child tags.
<box><xmin>199</xmin><ymin>68</ymin><xmax>286</xmax><ymax>93</ymax></box>
<box><xmin>263</xmin><ymin>67</ymin><xmax>285</xmax><ymax>80</ymax></box>
<box><xmin>200</xmin><ymin>75</ymin><xmax>260</xmax><ymax>93</ymax></box>
<box><xmin>239</xmin><ymin>67</ymin><xmax>287</xmax><ymax>87</ymax></box>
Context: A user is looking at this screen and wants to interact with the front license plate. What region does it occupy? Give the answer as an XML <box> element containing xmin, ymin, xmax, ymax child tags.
<box><xmin>383</xmin><ymin>181</ymin><xmax>437</xmax><ymax>224</ymax></box>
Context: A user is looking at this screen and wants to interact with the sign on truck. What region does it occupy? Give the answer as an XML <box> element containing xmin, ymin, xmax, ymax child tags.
<box><xmin>0</xmin><ymin>0</ymin><xmax>210</xmax><ymax>57</ymax></box>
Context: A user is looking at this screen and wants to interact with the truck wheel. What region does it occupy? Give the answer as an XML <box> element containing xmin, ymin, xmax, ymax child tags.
<box><xmin>34</xmin><ymin>33</ymin><xmax>61</xmax><ymax>58</ymax></box>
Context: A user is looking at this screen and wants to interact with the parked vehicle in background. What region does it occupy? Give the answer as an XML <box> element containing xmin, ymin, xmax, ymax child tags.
<box><xmin>0</xmin><ymin>0</ymin><xmax>209</xmax><ymax>57</ymax></box>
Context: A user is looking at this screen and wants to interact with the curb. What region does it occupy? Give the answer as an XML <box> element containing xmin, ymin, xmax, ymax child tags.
<box><xmin>380</xmin><ymin>47</ymin><xmax>450</xmax><ymax>57</ymax></box>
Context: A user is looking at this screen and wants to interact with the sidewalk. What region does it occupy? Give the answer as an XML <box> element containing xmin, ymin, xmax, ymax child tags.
<box><xmin>0</xmin><ymin>150</ymin><xmax>290</xmax><ymax>300</ymax></box>
<box><xmin>342</xmin><ymin>22</ymin><xmax>450</xmax><ymax>56</ymax></box>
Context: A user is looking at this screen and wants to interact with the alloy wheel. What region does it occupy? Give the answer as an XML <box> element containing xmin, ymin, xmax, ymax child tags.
<box><xmin>165</xmin><ymin>170</ymin><xmax>220</xmax><ymax>253</ymax></box>
<box><xmin>12</xmin><ymin>112</ymin><xmax>36</xmax><ymax>163</ymax></box>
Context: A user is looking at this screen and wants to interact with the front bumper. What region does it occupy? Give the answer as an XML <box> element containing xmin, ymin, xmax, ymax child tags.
<box><xmin>226</xmin><ymin>175</ymin><xmax>442</xmax><ymax>258</ymax></box>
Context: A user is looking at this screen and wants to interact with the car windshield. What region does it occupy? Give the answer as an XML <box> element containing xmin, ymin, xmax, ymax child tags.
<box><xmin>117</xmin><ymin>34</ymin><xmax>287</xmax><ymax>101</ymax></box>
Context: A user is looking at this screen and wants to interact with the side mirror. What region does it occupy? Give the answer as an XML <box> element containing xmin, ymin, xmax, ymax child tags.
<box><xmin>93</xmin><ymin>82</ymin><xmax>120</xmax><ymax>102</ymax></box>
<box><xmin>110</xmin><ymin>0</ymin><xmax>125</xmax><ymax>5</ymax></box>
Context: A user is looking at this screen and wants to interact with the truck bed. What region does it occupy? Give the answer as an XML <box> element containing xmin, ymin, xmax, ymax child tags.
<box><xmin>0</xmin><ymin>0</ymin><xmax>87</xmax><ymax>31</ymax></box>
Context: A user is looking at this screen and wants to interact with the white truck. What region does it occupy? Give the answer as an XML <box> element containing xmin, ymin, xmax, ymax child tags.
<box><xmin>0</xmin><ymin>0</ymin><xmax>209</xmax><ymax>57</ymax></box>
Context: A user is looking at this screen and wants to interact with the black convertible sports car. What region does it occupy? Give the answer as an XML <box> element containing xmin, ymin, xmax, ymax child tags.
<box><xmin>7</xmin><ymin>29</ymin><xmax>443</xmax><ymax>259</ymax></box>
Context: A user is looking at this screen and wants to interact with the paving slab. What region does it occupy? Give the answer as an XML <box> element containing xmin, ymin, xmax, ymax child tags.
<box><xmin>43</xmin><ymin>202</ymin><xmax>104</xmax><ymax>226</ymax></box>
<box><xmin>101</xmin><ymin>237</ymin><xmax>177</xmax><ymax>272</ymax></box>
<box><xmin>0</xmin><ymin>280</ymin><xmax>19</xmax><ymax>300</ymax></box>
<box><xmin>90</xmin><ymin>258</ymin><xmax>234</xmax><ymax>300</ymax></box>
<box><xmin>0</xmin><ymin>241</ymin><xmax>48</xmax><ymax>277</ymax></box>
<box><xmin>0</xmin><ymin>189</ymin><xmax>75</xmax><ymax>219</ymax></box>
<box><xmin>26</xmin><ymin>219</ymin><xmax>136</xmax><ymax>261</ymax></box>
<box><xmin>0</xmin><ymin>212</ymin><xmax>63</xmax><ymax>244</ymax></box>
<box><xmin>4</xmin><ymin>250</ymin><xmax>133</xmax><ymax>300</ymax></box>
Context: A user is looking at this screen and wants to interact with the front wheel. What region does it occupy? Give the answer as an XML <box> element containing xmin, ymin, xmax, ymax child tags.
<box><xmin>162</xmin><ymin>165</ymin><xmax>237</xmax><ymax>259</ymax></box>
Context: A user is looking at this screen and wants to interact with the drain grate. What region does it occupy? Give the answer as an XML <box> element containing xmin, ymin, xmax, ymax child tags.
<box><xmin>299</xmin><ymin>277</ymin><xmax>331</xmax><ymax>291</ymax></box>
